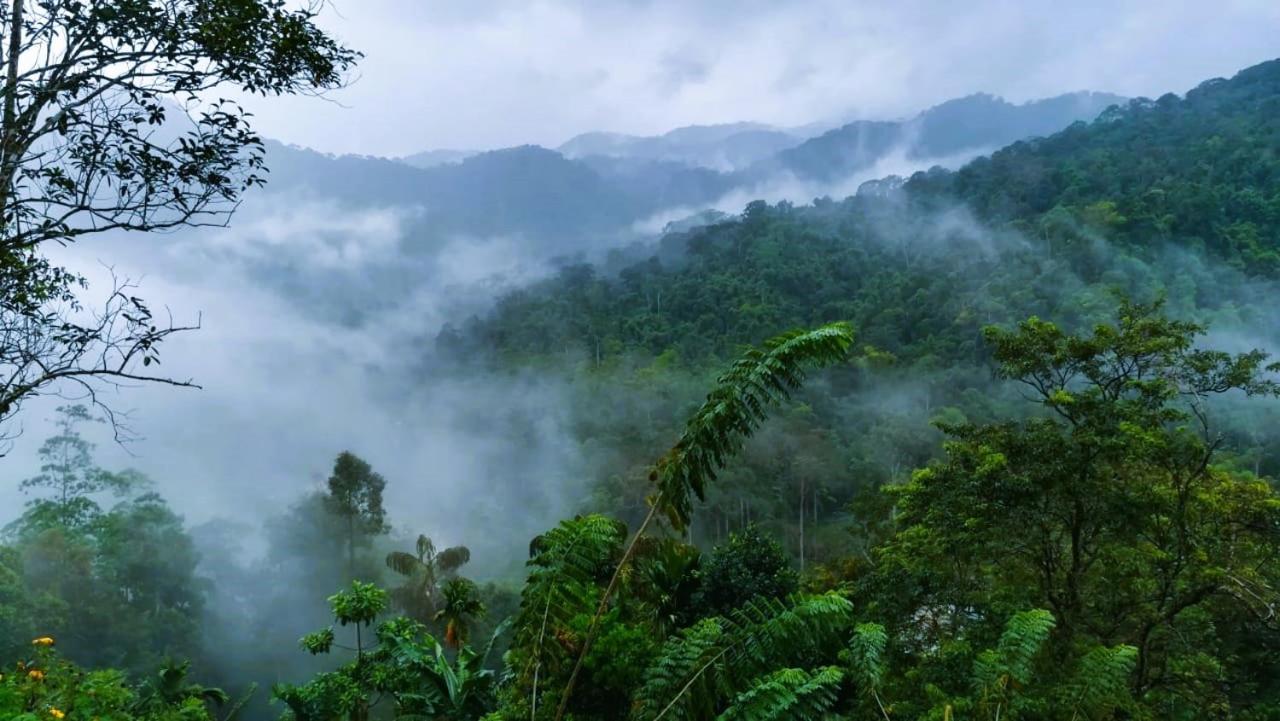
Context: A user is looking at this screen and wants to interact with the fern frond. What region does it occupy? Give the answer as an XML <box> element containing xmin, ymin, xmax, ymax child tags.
<box><xmin>716</xmin><ymin>667</ymin><xmax>844</xmax><ymax>721</ymax></box>
<box><xmin>653</xmin><ymin>322</ymin><xmax>853</xmax><ymax>530</ymax></box>
<box><xmin>847</xmin><ymin>622</ymin><xmax>888</xmax><ymax>693</ymax></box>
<box><xmin>631</xmin><ymin>593</ymin><xmax>854</xmax><ymax>721</ymax></box>
<box><xmin>978</xmin><ymin>608</ymin><xmax>1056</xmax><ymax>689</ymax></box>
<box><xmin>1065</xmin><ymin>645</ymin><xmax>1136</xmax><ymax>719</ymax></box>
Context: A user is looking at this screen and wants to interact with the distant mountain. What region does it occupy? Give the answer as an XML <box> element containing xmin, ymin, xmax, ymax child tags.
<box><xmin>765</xmin><ymin>91</ymin><xmax>1127</xmax><ymax>182</ymax></box>
<box><xmin>559</xmin><ymin>122</ymin><xmax>807</xmax><ymax>171</ymax></box>
<box><xmin>263</xmin><ymin>143</ymin><xmax>640</xmax><ymax>244</ymax></box>
<box><xmin>399</xmin><ymin>148</ymin><xmax>475</xmax><ymax>169</ymax></box>
<box><xmin>255</xmin><ymin>88</ymin><xmax>1131</xmax><ymax>261</ymax></box>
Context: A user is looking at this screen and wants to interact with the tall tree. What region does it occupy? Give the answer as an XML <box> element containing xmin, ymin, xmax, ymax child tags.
<box><xmin>0</xmin><ymin>0</ymin><xmax>358</xmax><ymax>439</ymax></box>
<box><xmin>324</xmin><ymin>451</ymin><xmax>389</xmax><ymax>581</ymax></box>
<box><xmin>872</xmin><ymin>300</ymin><xmax>1280</xmax><ymax>717</ymax></box>
<box><xmin>14</xmin><ymin>404</ymin><xmax>132</xmax><ymax>531</ymax></box>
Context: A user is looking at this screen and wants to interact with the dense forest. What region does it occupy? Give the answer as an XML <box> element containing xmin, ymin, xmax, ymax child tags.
<box><xmin>3</xmin><ymin>2</ymin><xmax>1280</xmax><ymax>720</ymax></box>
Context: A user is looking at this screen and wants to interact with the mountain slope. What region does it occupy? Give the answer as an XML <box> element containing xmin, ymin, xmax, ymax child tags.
<box><xmin>765</xmin><ymin>91</ymin><xmax>1126</xmax><ymax>182</ymax></box>
<box><xmin>452</xmin><ymin>59</ymin><xmax>1279</xmax><ymax>366</ymax></box>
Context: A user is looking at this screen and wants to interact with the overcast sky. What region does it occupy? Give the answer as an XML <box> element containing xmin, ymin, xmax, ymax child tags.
<box><xmin>237</xmin><ymin>0</ymin><xmax>1280</xmax><ymax>157</ymax></box>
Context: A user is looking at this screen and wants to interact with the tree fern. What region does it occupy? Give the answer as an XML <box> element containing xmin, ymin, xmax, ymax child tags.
<box><xmin>716</xmin><ymin>667</ymin><xmax>844</xmax><ymax>721</ymax></box>
<box><xmin>555</xmin><ymin>323</ymin><xmax>854</xmax><ymax>721</ymax></box>
<box><xmin>630</xmin><ymin>593</ymin><xmax>854</xmax><ymax>721</ymax></box>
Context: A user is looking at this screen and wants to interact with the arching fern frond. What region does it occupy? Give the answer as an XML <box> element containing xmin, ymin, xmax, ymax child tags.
<box><xmin>631</xmin><ymin>593</ymin><xmax>854</xmax><ymax>721</ymax></box>
<box><xmin>654</xmin><ymin>322</ymin><xmax>854</xmax><ymax>530</ymax></box>
<box><xmin>973</xmin><ymin>609</ymin><xmax>1056</xmax><ymax>720</ymax></box>
<box><xmin>847</xmin><ymin>623</ymin><xmax>887</xmax><ymax>692</ymax></box>
<box><xmin>1065</xmin><ymin>644</ymin><xmax>1136</xmax><ymax>719</ymax></box>
<box><xmin>716</xmin><ymin>667</ymin><xmax>844</xmax><ymax>721</ymax></box>
<box><xmin>554</xmin><ymin>323</ymin><xmax>853</xmax><ymax>721</ymax></box>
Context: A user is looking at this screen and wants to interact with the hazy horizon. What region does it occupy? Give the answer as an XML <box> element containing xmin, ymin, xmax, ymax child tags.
<box><xmin>232</xmin><ymin>0</ymin><xmax>1280</xmax><ymax>157</ymax></box>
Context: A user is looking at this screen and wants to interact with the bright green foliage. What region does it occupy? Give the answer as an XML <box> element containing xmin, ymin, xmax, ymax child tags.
<box><xmin>971</xmin><ymin>610</ymin><xmax>1056</xmax><ymax>720</ymax></box>
<box><xmin>0</xmin><ymin>644</ymin><xmax>224</xmax><ymax>720</ymax></box>
<box><xmin>1063</xmin><ymin>645</ymin><xmax>1138</xmax><ymax>720</ymax></box>
<box><xmin>652</xmin><ymin>322</ymin><xmax>854</xmax><ymax>530</ymax></box>
<box><xmin>716</xmin><ymin>666</ymin><xmax>844</xmax><ymax>721</ymax></box>
<box><xmin>696</xmin><ymin>526</ymin><xmax>798</xmax><ymax>618</ymax></box>
<box><xmin>871</xmin><ymin>302</ymin><xmax>1280</xmax><ymax>718</ymax></box>
<box><xmin>630</xmin><ymin>593</ymin><xmax>854</xmax><ymax>721</ymax></box>
<box><xmin>329</xmin><ymin>582</ymin><xmax>388</xmax><ymax>629</ymax></box>
<box><xmin>276</xmin><ymin>585</ymin><xmax>505</xmax><ymax>721</ymax></box>
<box><xmin>846</xmin><ymin>623</ymin><xmax>888</xmax><ymax>699</ymax></box>
<box><xmin>436</xmin><ymin>578</ymin><xmax>487</xmax><ymax>649</ymax></box>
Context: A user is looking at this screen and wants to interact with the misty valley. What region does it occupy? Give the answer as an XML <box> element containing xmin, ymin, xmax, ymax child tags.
<box><xmin>3</xmin><ymin>3</ymin><xmax>1280</xmax><ymax>721</ymax></box>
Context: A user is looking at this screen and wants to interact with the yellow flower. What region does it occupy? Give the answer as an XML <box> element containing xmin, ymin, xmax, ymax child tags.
<box><xmin>28</xmin><ymin>669</ymin><xmax>44</xmax><ymax>681</ymax></box>
<box><xmin>32</xmin><ymin>636</ymin><xmax>55</xmax><ymax>647</ymax></box>
<box><xmin>49</xmin><ymin>709</ymin><xmax>65</xmax><ymax>719</ymax></box>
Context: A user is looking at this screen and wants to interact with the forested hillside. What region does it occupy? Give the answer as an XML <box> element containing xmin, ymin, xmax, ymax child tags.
<box><xmin>3</xmin><ymin>6</ymin><xmax>1280</xmax><ymax>718</ymax></box>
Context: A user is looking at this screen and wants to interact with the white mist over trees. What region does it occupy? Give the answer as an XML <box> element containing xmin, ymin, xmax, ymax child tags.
<box><xmin>4</xmin><ymin>5</ymin><xmax>1280</xmax><ymax>721</ymax></box>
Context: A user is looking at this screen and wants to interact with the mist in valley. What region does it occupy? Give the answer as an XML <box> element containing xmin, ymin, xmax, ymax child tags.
<box><xmin>4</xmin><ymin>3</ymin><xmax>1280</xmax><ymax>721</ymax></box>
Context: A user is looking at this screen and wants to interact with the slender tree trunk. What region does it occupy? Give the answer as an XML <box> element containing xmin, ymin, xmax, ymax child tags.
<box><xmin>798</xmin><ymin>476</ymin><xmax>806</xmax><ymax>571</ymax></box>
<box><xmin>347</xmin><ymin>515</ymin><xmax>356</xmax><ymax>581</ymax></box>
<box><xmin>1</xmin><ymin>0</ymin><xmax>21</xmax><ymax>223</ymax></box>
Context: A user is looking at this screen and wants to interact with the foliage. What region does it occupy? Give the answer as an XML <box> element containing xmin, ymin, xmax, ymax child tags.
<box><xmin>0</xmin><ymin>0</ymin><xmax>358</xmax><ymax>434</ymax></box>
<box><xmin>276</xmin><ymin>584</ymin><xmax>507</xmax><ymax>721</ymax></box>
<box><xmin>1</xmin><ymin>417</ymin><xmax>204</xmax><ymax>675</ymax></box>
<box><xmin>324</xmin><ymin>452</ymin><xmax>390</xmax><ymax>581</ymax></box>
<box><xmin>0</xmin><ymin>641</ymin><xmax>226</xmax><ymax>720</ymax></box>
<box><xmin>385</xmin><ymin>534</ymin><xmax>472</xmax><ymax>624</ymax></box>
<box><xmin>870</xmin><ymin>302</ymin><xmax>1280</xmax><ymax>718</ymax></box>
<box><xmin>695</xmin><ymin>525</ymin><xmax>797</xmax><ymax>618</ymax></box>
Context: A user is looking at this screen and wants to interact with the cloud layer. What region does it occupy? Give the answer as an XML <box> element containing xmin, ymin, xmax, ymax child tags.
<box><xmin>237</xmin><ymin>0</ymin><xmax>1280</xmax><ymax>155</ymax></box>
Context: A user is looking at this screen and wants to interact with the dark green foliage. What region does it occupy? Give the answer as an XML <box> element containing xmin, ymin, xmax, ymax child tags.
<box><xmin>696</xmin><ymin>525</ymin><xmax>798</xmax><ymax>618</ymax></box>
<box><xmin>324</xmin><ymin>452</ymin><xmax>390</xmax><ymax>581</ymax></box>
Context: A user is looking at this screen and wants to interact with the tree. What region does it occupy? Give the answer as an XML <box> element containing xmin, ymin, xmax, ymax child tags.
<box><xmin>435</xmin><ymin>577</ymin><xmax>485</xmax><ymax>649</ymax></box>
<box><xmin>323</xmin><ymin>451</ymin><xmax>389</xmax><ymax>581</ymax></box>
<box><xmin>0</xmin><ymin>0</ymin><xmax>358</xmax><ymax>438</ymax></box>
<box><xmin>697</xmin><ymin>524</ymin><xmax>798</xmax><ymax>618</ymax></box>
<box><xmin>874</xmin><ymin>300</ymin><xmax>1280</xmax><ymax>718</ymax></box>
<box><xmin>384</xmin><ymin>534</ymin><xmax>471</xmax><ymax>625</ymax></box>
<box><xmin>1</xmin><ymin>641</ymin><xmax>232</xmax><ymax>720</ymax></box>
<box><xmin>279</xmin><ymin>582</ymin><xmax>508</xmax><ymax>721</ymax></box>
<box><xmin>14</xmin><ymin>404</ymin><xmax>131</xmax><ymax>531</ymax></box>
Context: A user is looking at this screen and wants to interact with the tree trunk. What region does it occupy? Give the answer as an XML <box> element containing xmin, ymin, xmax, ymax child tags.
<box><xmin>347</xmin><ymin>515</ymin><xmax>356</xmax><ymax>581</ymax></box>
<box><xmin>798</xmin><ymin>476</ymin><xmax>806</xmax><ymax>571</ymax></box>
<box><xmin>1</xmin><ymin>0</ymin><xmax>21</xmax><ymax>219</ymax></box>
